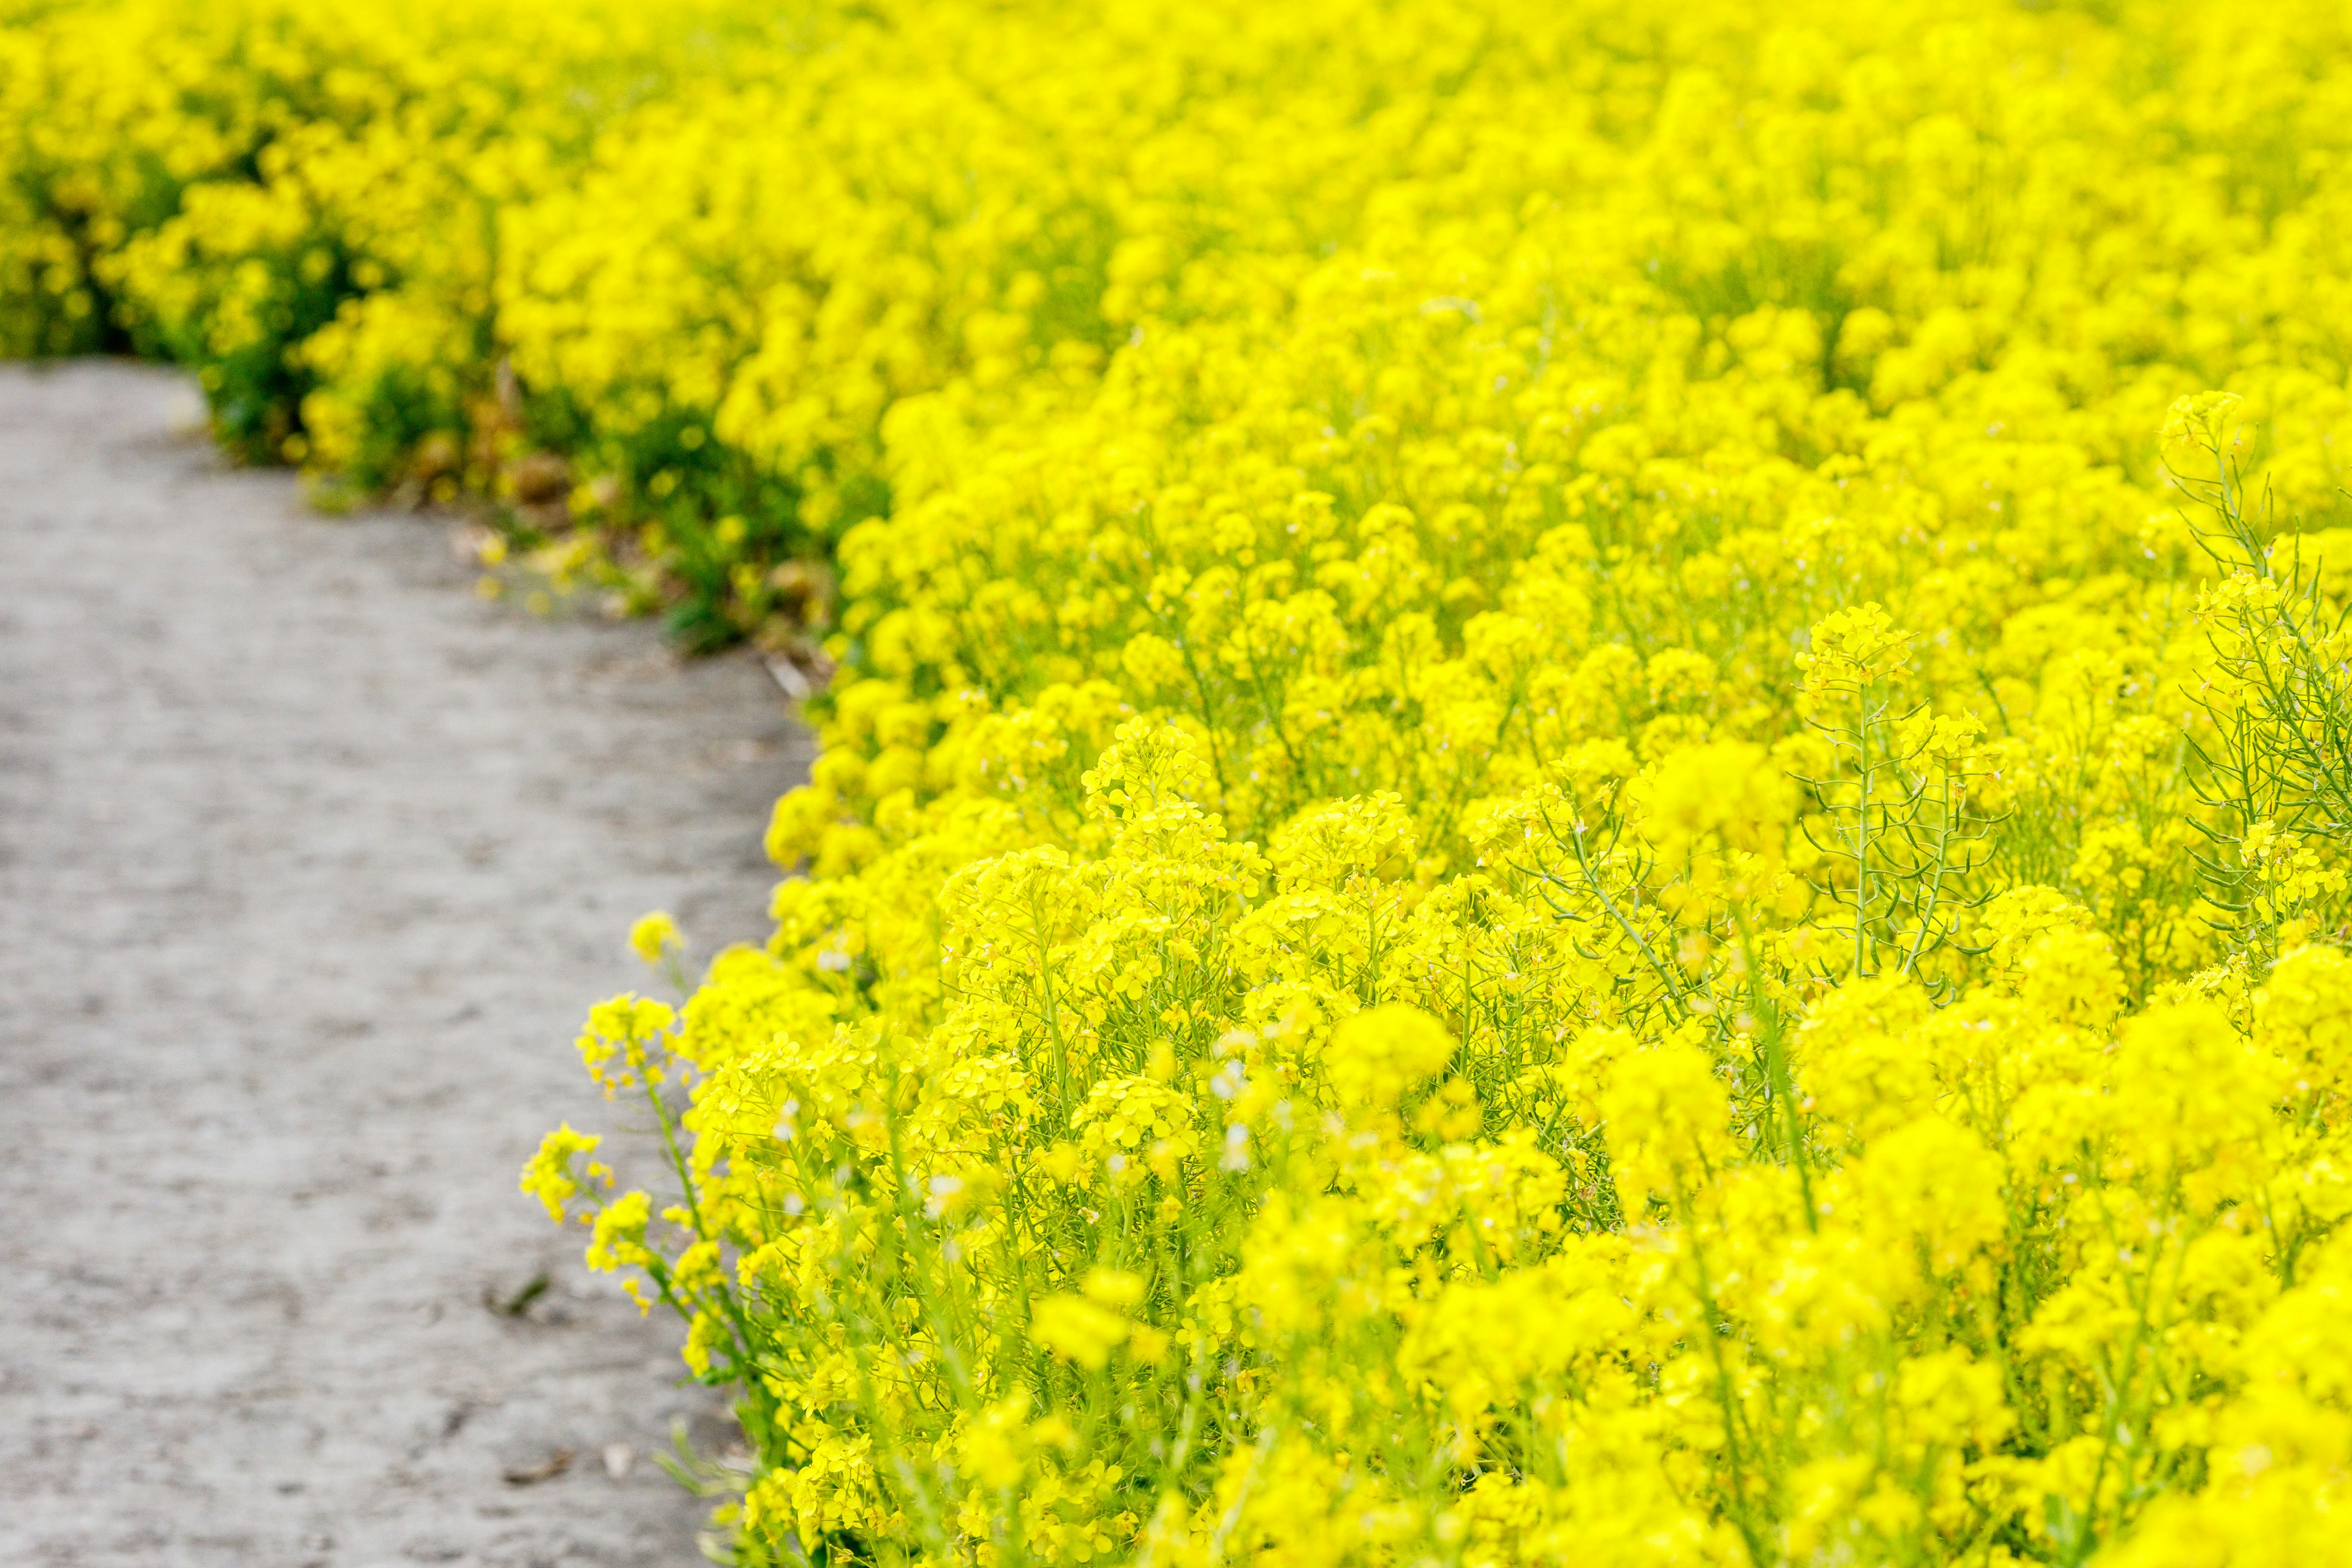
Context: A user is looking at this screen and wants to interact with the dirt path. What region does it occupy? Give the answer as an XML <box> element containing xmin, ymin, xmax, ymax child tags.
<box><xmin>0</xmin><ymin>361</ymin><xmax>806</xmax><ymax>1567</ymax></box>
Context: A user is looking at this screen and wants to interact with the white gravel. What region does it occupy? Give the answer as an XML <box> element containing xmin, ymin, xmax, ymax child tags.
<box><xmin>0</xmin><ymin>361</ymin><xmax>807</xmax><ymax>1567</ymax></box>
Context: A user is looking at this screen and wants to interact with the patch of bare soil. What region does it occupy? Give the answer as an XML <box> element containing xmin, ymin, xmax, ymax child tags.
<box><xmin>0</xmin><ymin>361</ymin><xmax>805</xmax><ymax>1566</ymax></box>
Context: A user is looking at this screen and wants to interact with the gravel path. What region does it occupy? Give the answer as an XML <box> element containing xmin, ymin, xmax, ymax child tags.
<box><xmin>0</xmin><ymin>361</ymin><xmax>807</xmax><ymax>1567</ymax></box>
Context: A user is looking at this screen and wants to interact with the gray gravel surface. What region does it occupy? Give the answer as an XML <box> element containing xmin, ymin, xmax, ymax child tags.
<box><xmin>0</xmin><ymin>361</ymin><xmax>808</xmax><ymax>1566</ymax></box>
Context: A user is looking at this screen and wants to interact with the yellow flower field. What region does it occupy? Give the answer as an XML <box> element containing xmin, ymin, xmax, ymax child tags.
<box><xmin>23</xmin><ymin>0</ymin><xmax>2352</xmax><ymax>1560</ymax></box>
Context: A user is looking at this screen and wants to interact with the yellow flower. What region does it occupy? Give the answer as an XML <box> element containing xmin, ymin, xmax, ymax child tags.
<box><xmin>628</xmin><ymin>910</ymin><xmax>683</xmax><ymax>966</ymax></box>
<box><xmin>1030</xmin><ymin>1292</ymin><xmax>1130</xmax><ymax>1371</ymax></box>
<box><xmin>518</xmin><ymin>1123</ymin><xmax>600</xmax><ymax>1221</ymax></box>
<box><xmin>1797</xmin><ymin>604</ymin><xmax>1912</xmax><ymax>697</ymax></box>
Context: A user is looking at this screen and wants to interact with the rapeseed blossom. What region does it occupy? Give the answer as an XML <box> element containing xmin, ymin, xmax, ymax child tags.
<box><xmin>631</xmin><ymin>910</ymin><xmax>685</xmax><ymax>967</ymax></box>
<box><xmin>22</xmin><ymin>0</ymin><xmax>2352</xmax><ymax>1561</ymax></box>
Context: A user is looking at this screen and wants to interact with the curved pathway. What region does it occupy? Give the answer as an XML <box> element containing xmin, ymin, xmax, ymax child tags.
<box><xmin>0</xmin><ymin>362</ymin><xmax>805</xmax><ymax>1567</ymax></box>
